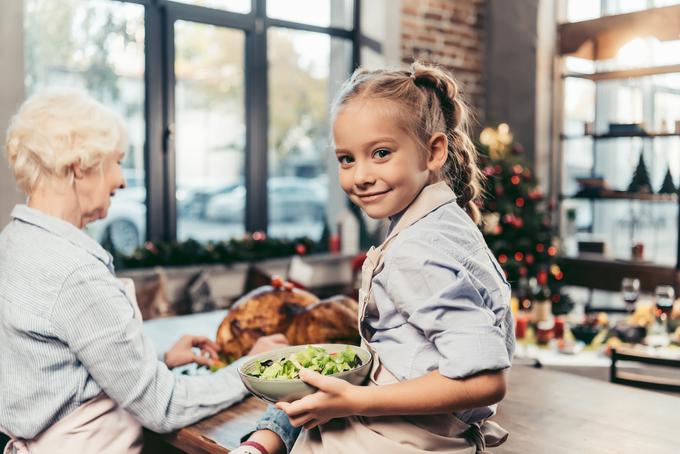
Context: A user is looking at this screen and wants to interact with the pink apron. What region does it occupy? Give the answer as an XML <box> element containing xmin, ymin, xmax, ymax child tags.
<box><xmin>3</xmin><ymin>278</ymin><xmax>143</xmax><ymax>454</ymax></box>
<box><xmin>291</xmin><ymin>182</ymin><xmax>509</xmax><ymax>453</ymax></box>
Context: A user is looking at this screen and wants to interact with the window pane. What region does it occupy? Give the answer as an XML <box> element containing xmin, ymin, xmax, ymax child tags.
<box><xmin>564</xmin><ymin>57</ymin><xmax>595</xmax><ymax>75</ymax></box>
<box><xmin>174</xmin><ymin>21</ymin><xmax>247</xmax><ymax>242</ymax></box>
<box><xmin>564</xmin><ymin>0</ymin><xmax>601</xmax><ymax>22</ymax></box>
<box><xmin>602</xmin><ymin>0</ymin><xmax>648</xmax><ymax>16</ymax></box>
<box><xmin>590</xmin><ymin>199</ymin><xmax>678</xmax><ymax>265</ymax></box>
<box><xmin>172</xmin><ymin>0</ymin><xmax>251</xmax><ymax>14</ymax></box>
<box><xmin>24</xmin><ymin>0</ymin><xmax>146</xmax><ymax>256</ymax></box>
<box><xmin>267</xmin><ymin>0</ymin><xmax>354</xmax><ymax>29</ymax></box>
<box><xmin>597</xmin><ymin>37</ymin><xmax>680</xmax><ymax>72</ymax></box>
<box><xmin>563</xmin><ymin>77</ymin><xmax>595</xmax><ymax>135</ymax></box>
<box><xmin>564</xmin><ymin>0</ymin><xmax>680</xmax><ymax>22</ymax></box>
<box><xmin>562</xmin><ymin>138</ymin><xmax>594</xmax><ymax>196</ymax></box>
<box><xmin>267</xmin><ymin>28</ymin><xmax>352</xmax><ymax>240</ymax></box>
<box><xmin>583</xmin><ymin>74</ymin><xmax>680</xmax><ymax>265</ymax></box>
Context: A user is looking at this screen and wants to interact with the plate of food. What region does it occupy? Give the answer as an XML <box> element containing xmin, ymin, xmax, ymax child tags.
<box><xmin>238</xmin><ymin>344</ymin><xmax>372</xmax><ymax>403</ymax></box>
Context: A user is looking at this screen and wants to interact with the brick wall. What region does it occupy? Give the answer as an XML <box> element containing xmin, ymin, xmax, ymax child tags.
<box><xmin>401</xmin><ymin>0</ymin><xmax>486</xmax><ymax>124</ymax></box>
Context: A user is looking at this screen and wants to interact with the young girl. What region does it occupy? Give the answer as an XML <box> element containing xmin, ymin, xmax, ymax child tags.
<box><xmin>236</xmin><ymin>62</ymin><xmax>514</xmax><ymax>454</ymax></box>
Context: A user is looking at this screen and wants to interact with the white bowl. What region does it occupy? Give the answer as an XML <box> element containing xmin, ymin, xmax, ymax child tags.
<box><xmin>238</xmin><ymin>344</ymin><xmax>372</xmax><ymax>403</ymax></box>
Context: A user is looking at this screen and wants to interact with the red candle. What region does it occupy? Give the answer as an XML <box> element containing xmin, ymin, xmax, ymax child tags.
<box><xmin>329</xmin><ymin>234</ymin><xmax>341</xmax><ymax>253</ymax></box>
<box><xmin>515</xmin><ymin>315</ymin><xmax>528</xmax><ymax>339</ymax></box>
<box><xmin>536</xmin><ymin>321</ymin><xmax>555</xmax><ymax>345</ymax></box>
<box><xmin>554</xmin><ymin>316</ymin><xmax>565</xmax><ymax>339</ymax></box>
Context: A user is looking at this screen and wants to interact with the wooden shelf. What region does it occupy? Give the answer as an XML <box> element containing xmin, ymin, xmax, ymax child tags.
<box><xmin>564</xmin><ymin>191</ymin><xmax>678</xmax><ymax>202</ymax></box>
<box><xmin>559</xmin><ymin>5</ymin><xmax>680</xmax><ymax>60</ymax></box>
<box><xmin>564</xmin><ymin>64</ymin><xmax>680</xmax><ymax>81</ymax></box>
<box><xmin>561</xmin><ymin>132</ymin><xmax>680</xmax><ymax>140</ymax></box>
<box><xmin>558</xmin><ymin>256</ymin><xmax>678</xmax><ymax>292</ymax></box>
<box><xmin>557</xmin><ymin>6</ymin><xmax>680</xmax><ymax>272</ymax></box>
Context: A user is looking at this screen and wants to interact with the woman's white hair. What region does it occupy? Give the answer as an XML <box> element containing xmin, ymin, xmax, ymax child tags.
<box><xmin>4</xmin><ymin>87</ymin><xmax>127</xmax><ymax>194</ymax></box>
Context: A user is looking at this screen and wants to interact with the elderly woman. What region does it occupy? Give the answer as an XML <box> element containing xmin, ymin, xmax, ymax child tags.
<box><xmin>0</xmin><ymin>89</ymin><xmax>286</xmax><ymax>453</ymax></box>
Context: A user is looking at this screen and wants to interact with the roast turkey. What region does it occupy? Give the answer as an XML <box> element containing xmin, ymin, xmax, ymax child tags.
<box><xmin>216</xmin><ymin>284</ymin><xmax>360</xmax><ymax>361</ymax></box>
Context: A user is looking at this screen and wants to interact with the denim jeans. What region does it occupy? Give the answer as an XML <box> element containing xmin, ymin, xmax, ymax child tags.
<box><xmin>252</xmin><ymin>405</ymin><xmax>301</xmax><ymax>453</ymax></box>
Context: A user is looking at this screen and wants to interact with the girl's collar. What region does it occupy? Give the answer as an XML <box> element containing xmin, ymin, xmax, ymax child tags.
<box><xmin>387</xmin><ymin>181</ymin><xmax>455</xmax><ymax>231</ymax></box>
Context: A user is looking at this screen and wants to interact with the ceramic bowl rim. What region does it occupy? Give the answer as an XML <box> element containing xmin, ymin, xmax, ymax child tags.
<box><xmin>237</xmin><ymin>343</ymin><xmax>372</xmax><ymax>384</ymax></box>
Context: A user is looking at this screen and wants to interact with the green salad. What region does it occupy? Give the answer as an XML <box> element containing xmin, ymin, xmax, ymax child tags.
<box><xmin>247</xmin><ymin>345</ymin><xmax>362</xmax><ymax>380</ymax></box>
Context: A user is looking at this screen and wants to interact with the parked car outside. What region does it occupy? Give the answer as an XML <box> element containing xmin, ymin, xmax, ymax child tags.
<box><xmin>86</xmin><ymin>185</ymin><xmax>146</xmax><ymax>255</ymax></box>
<box><xmin>204</xmin><ymin>177</ymin><xmax>327</xmax><ymax>224</ymax></box>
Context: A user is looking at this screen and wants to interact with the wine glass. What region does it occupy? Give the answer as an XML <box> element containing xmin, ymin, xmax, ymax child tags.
<box><xmin>655</xmin><ymin>285</ymin><xmax>675</xmax><ymax>318</ymax></box>
<box><xmin>621</xmin><ymin>277</ymin><xmax>640</xmax><ymax>313</ymax></box>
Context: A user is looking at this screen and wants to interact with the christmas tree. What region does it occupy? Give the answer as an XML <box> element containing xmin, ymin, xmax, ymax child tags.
<box><xmin>477</xmin><ymin>123</ymin><xmax>573</xmax><ymax>315</ymax></box>
<box><xmin>627</xmin><ymin>152</ymin><xmax>652</xmax><ymax>193</ymax></box>
<box><xmin>658</xmin><ymin>166</ymin><xmax>676</xmax><ymax>194</ymax></box>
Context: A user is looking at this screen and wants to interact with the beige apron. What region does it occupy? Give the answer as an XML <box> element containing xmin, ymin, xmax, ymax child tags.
<box><xmin>291</xmin><ymin>182</ymin><xmax>509</xmax><ymax>454</ymax></box>
<box><xmin>3</xmin><ymin>278</ymin><xmax>144</xmax><ymax>454</ymax></box>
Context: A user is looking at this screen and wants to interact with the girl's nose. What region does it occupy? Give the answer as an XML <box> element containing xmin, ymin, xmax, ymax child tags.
<box><xmin>353</xmin><ymin>163</ymin><xmax>376</xmax><ymax>187</ymax></box>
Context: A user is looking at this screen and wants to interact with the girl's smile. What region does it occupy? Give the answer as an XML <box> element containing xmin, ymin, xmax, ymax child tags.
<box><xmin>333</xmin><ymin>99</ymin><xmax>433</xmax><ymax>219</ymax></box>
<box><xmin>354</xmin><ymin>189</ymin><xmax>392</xmax><ymax>204</ymax></box>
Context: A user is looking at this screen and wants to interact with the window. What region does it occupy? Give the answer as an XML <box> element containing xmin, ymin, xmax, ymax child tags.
<box><xmin>267</xmin><ymin>28</ymin><xmax>352</xmax><ymax>240</ymax></box>
<box><xmin>23</xmin><ymin>0</ymin><xmax>361</xmax><ymax>260</ymax></box>
<box><xmin>267</xmin><ymin>0</ymin><xmax>354</xmax><ymax>29</ymax></box>
<box><xmin>563</xmin><ymin>0</ymin><xmax>680</xmax><ymax>22</ymax></box>
<box><xmin>172</xmin><ymin>0</ymin><xmax>251</xmax><ymax>14</ymax></box>
<box><xmin>559</xmin><ymin>1</ymin><xmax>680</xmax><ymax>266</ymax></box>
<box><xmin>174</xmin><ymin>22</ymin><xmax>247</xmax><ymax>242</ymax></box>
<box><xmin>24</xmin><ymin>0</ymin><xmax>146</xmax><ymax>255</ymax></box>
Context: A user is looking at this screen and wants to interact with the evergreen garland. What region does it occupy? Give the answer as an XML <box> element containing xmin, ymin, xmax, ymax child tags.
<box><xmin>111</xmin><ymin>234</ymin><xmax>320</xmax><ymax>269</ymax></box>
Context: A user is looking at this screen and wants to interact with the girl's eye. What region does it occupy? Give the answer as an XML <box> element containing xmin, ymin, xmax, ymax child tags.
<box><xmin>373</xmin><ymin>149</ymin><xmax>391</xmax><ymax>159</ymax></box>
<box><xmin>337</xmin><ymin>155</ymin><xmax>354</xmax><ymax>165</ymax></box>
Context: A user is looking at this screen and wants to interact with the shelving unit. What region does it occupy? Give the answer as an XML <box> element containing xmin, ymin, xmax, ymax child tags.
<box><xmin>563</xmin><ymin>192</ymin><xmax>678</xmax><ymax>202</ymax></box>
<box><xmin>555</xmin><ymin>3</ymin><xmax>680</xmax><ymax>275</ymax></box>
<box><xmin>561</xmin><ymin>132</ymin><xmax>680</xmax><ymax>140</ymax></box>
<box><xmin>564</xmin><ymin>64</ymin><xmax>680</xmax><ymax>81</ymax></box>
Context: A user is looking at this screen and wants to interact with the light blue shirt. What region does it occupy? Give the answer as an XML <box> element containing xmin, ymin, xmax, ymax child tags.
<box><xmin>0</xmin><ymin>205</ymin><xmax>248</xmax><ymax>439</ymax></box>
<box><xmin>368</xmin><ymin>200</ymin><xmax>514</xmax><ymax>423</ymax></box>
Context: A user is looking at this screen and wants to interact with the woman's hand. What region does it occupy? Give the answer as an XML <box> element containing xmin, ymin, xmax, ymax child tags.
<box><xmin>248</xmin><ymin>334</ymin><xmax>289</xmax><ymax>356</ymax></box>
<box><xmin>275</xmin><ymin>368</ymin><xmax>365</xmax><ymax>429</ymax></box>
<box><xmin>164</xmin><ymin>335</ymin><xmax>220</xmax><ymax>369</ymax></box>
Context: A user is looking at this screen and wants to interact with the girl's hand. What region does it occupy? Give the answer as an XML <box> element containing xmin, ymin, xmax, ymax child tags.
<box><xmin>164</xmin><ymin>335</ymin><xmax>220</xmax><ymax>369</ymax></box>
<box><xmin>275</xmin><ymin>368</ymin><xmax>365</xmax><ymax>429</ymax></box>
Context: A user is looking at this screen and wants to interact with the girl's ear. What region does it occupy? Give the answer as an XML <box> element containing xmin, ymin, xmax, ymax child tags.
<box><xmin>427</xmin><ymin>132</ymin><xmax>448</xmax><ymax>173</ymax></box>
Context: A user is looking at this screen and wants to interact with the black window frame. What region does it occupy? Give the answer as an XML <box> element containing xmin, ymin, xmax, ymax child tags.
<box><xmin>113</xmin><ymin>0</ymin><xmax>364</xmax><ymax>244</ymax></box>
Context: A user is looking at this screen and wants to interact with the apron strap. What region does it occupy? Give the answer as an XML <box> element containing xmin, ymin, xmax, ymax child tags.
<box><xmin>465</xmin><ymin>420</ymin><xmax>509</xmax><ymax>453</ymax></box>
<box><xmin>4</xmin><ymin>439</ymin><xmax>27</xmax><ymax>454</ymax></box>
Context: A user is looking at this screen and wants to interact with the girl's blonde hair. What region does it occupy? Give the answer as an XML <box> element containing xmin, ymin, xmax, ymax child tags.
<box><xmin>5</xmin><ymin>87</ymin><xmax>127</xmax><ymax>194</ymax></box>
<box><xmin>332</xmin><ymin>61</ymin><xmax>484</xmax><ymax>223</ymax></box>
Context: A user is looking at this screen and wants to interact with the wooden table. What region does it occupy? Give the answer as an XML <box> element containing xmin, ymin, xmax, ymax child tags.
<box><xmin>145</xmin><ymin>365</ymin><xmax>680</xmax><ymax>453</ymax></box>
